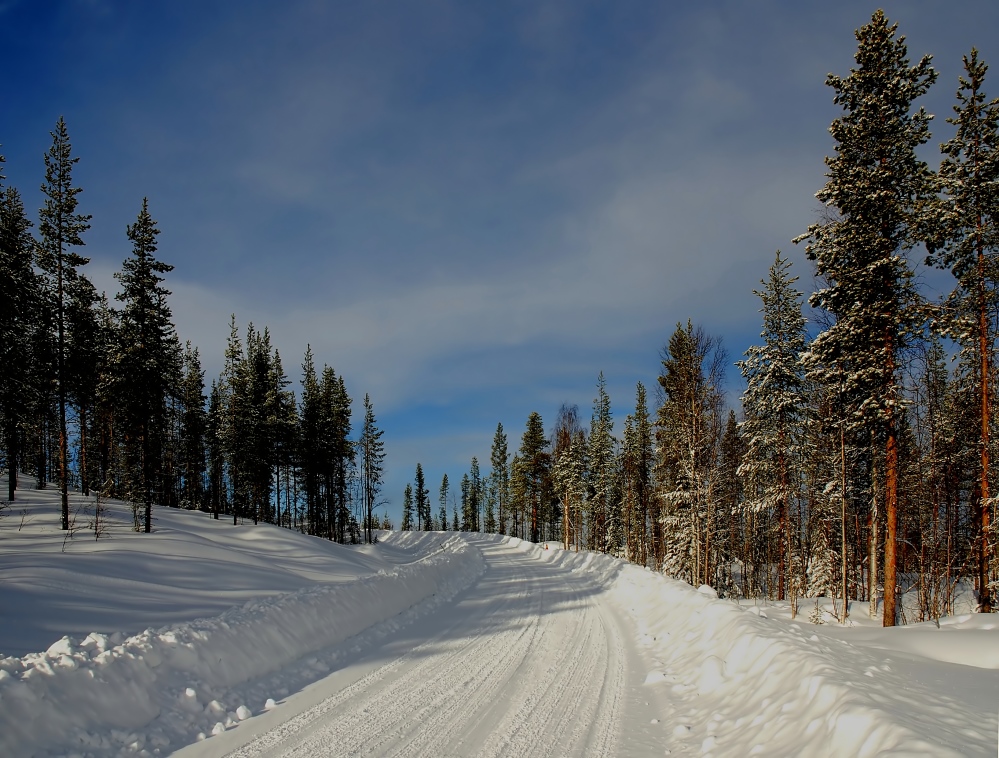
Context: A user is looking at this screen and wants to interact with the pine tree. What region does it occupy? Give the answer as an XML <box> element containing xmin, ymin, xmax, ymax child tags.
<box><xmin>65</xmin><ymin>274</ymin><xmax>102</xmax><ymax>497</ymax></box>
<box><xmin>631</xmin><ymin>383</ymin><xmax>654</xmax><ymax>565</ymax></box>
<box><xmin>178</xmin><ymin>342</ymin><xmax>207</xmax><ymax>510</ymax></box>
<box><xmin>415</xmin><ymin>463</ymin><xmax>429</xmax><ymax>531</ymax></box>
<box><xmin>359</xmin><ymin>393</ymin><xmax>385</xmax><ymax>543</ymax></box>
<box><xmin>552</xmin><ymin>404</ymin><xmax>586</xmax><ymax>551</ymax></box>
<box><xmin>737</xmin><ymin>251</ymin><xmax>808</xmax><ymax>602</ymax></box>
<box><xmin>206</xmin><ymin>379</ymin><xmax>226</xmax><ymax>519</ymax></box>
<box><xmin>0</xmin><ymin>178</ymin><xmax>38</xmax><ymax>502</ymax></box>
<box><xmin>656</xmin><ymin>321</ymin><xmax>726</xmax><ymax>585</ymax></box>
<box><xmin>460</xmin><ymin>471</ymin><xmax>472</xmax><ymax>531</ymax></box>
<box><xmin>37</xmin><ymin>117</ymin><xmax>92</xmax><ymax>529</ymax></box>
<box><xmin>796</xmin><ymin>11</ymin><xmax>937</xmax><ymax>626</ymax></box>
<box><xmin>114</xmin><ymin>198</ymin><xmax>179</xmax><ymax>533</ymax></box>
<box><xmin>588</xmin><ymin>373</ymin><xmax>617</xmax><ymax>552</ymax></box>
<box><xmin>438</xmin><ymin>473</ymin><xmax>450</xmax><ymax>532</ymax></box>
<box><xmin>489</xmin><ymin>423</ymin><xmax>509</xmax><ymax>535</ymax></box>
<box><xmin>717</xmin><ymin>411</ymin><xmax>745</xmax><ymax>595</ymax></box>
<box><xmin>299</xmin><ymin>346</ymin><xmax>322</xmax><ymax>535</ymax></box>
<box><xmin>469</xmin><ymin>457</ymin><xmax>482</xmax><ymax>532</ymax></box>
<box><xmin>928</xmin><ymin>49</ymin><xmax>999</xmax><ymax>612</ymax></box>
<box><xmin>518</xmin><ymin>412</ymin><xmax>548</xmax><ymax>542</ymax></box>
<box><xmin>270</xmin><ymin>349</ymin><xmax>298</xmax><ymax>527</ymax></box>
<box><xmin>402</xmin><ymin>483</ymin><xmax>414</xmax><ymax>531</ymax></box>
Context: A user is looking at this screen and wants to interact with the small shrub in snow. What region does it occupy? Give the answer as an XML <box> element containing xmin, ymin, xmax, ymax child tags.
<box><xmin>808</xmin><ymin>600</ymin><xmax>824</xmax><ymax>625</ymax></box>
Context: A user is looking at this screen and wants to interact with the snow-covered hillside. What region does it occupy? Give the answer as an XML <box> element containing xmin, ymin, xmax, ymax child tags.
<box><xmin>1</xmin><ymin>481</ymin><xmax>996</xmax><ymax>756</ymax></box>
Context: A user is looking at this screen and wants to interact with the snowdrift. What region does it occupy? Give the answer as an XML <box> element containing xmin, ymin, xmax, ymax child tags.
<box><xmin>502</xmin><ymin>537</ymin><xmax>991</xmax><ymax>757</ymax></box>
<box><xmin>0</xmin><ymin>532</ymin><xmax>484</xmax><ymax>757</ymax></box>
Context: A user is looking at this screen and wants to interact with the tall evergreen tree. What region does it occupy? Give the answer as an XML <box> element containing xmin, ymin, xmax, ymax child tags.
<box><xmin>797</xmin><ymin>11</ymin><xmax>937</xmax><ymax>625</ymax></box>
<box><xmin>299</xmin><ymin>346</ymin><xmax>322</xmax><ymax>535</ymax></box>
<box><xmin>489</xmin><ymin>423</ymin><xmax>509</xmax><ymax>535</ymax></box>
<box><xmin>928</xmin><ymin>49</ymin><xmax>999</xmax><ymax>612</ymax></box>
<box><xmin>359</xmin><ymin>393</ymin><xmax>385</xmax><ymax>543</ymax></box>
<box><xmin>621</xmin><ymin>383</ymin><xmax>654</xmax><ymax>564</ymax></box>
<box><xmin>415</xmin><ymin>462</ymin><xmax>429</xmax><ymax>531</ymax></box>
<box><xmin>114</xmin><ymin>198</ymin><xmax>179</xmax><ymax>533</ymax></box>
<box><xmin>0</xmin><ymin>179</ymin><xmax>37</xmax><ymax>501</ymax></box>
<box><xmin>518</xmin><ymin>412</ymin><xmax>548</xmax><ymax>543</ymax></box>
<box><xmin>37</xmin><ymin>117</ymin><xmax>92</xmax><ymax>529</ymax></box>
<box><xmin>468</xmin><ymin>457</ymin><xmax>482</xmax><ymax>532</ymax></box>
<box><xmin>737</xmin><ymin>251</ymin><xmax>808</xmax><ymax>602</ymax></box>
<box><xmin>66</xmin><ymin>274</ymin><xmax>102</xmax><ymax>496</ymax></box>
<box><xmin>588</xmin><ymin>373</ymin><xmax>617</xmax><ymax>552</ymax></box>
<box><xmin>206</xmin><ymin>379</ymin><xmax>226</xmax><ymax>519</ymax></box>
<box><xmin>438</xmin><ymin>473</ymin><xmax>450</xmax><ymax>532</ymax></box>
<box><xmin>552</xmin><ymin>404</ymin><xmax>586</xmax><ymax>551</ymax></box>
<box><xmin>270</xmin><ymin>349</ymin><xmax>298</xmax><ymax>527</ymax></box>
<box><xmin>178</xmin><ymin>342</ymin><xmax>207</xmax><ymax>510</ymax></box>
<box><xmin>402</xmin><ymin>483</ymin><xmax>414</xmax><ymax>531</ymax></box>
<box><xmin>656</xmin><ymin>321</ymin><xmax>726</xmax><ymax>585</ymax></box>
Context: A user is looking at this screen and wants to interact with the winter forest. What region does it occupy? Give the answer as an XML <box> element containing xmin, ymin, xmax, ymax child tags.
<box><xmin>3</xmin><ymin>10</ymin><xmax>999</xmax><ymax>631</ymax></box>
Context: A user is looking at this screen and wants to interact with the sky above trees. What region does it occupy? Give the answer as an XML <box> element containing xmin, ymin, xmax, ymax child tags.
<box><xmin>3</xmin><ymin>0</ymin><xmax>998</xmax><ymax>522</ymax></box>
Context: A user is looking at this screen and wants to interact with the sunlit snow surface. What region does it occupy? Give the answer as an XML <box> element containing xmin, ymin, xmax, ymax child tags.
<box><xmin>1</xmin><ymin>478</ymin><xmax>997</xmax><ymax>756</ymax></box>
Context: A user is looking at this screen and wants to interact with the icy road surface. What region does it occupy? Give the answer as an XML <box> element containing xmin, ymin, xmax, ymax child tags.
<box><xmin>176</xmin><ymin>536</ymin><xmax>667</xmax><ymax>758</ymax></box>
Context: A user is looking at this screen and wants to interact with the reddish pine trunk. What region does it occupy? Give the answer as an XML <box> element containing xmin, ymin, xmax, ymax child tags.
<box><xmin>883</xmin><ymin>431</ymin><xmax>899</xmax><ymax>627</ymax></box>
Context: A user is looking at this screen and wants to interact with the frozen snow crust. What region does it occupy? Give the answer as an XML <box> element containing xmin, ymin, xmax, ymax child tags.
<box><xmin>0</xmin><ymin>530</ymin><xmax>484</xmax><ymax>757</ymax></box>
<box><xmin>503</xmin><ymin>537</ymin><xmax>988</xmax><ymax>757</ymax></box>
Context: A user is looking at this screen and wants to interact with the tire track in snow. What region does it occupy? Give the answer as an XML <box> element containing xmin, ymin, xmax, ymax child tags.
<box><xmin>220</xmin><ymin>538</ymin><xmax>628</xmax><ymax>757</ymax></box>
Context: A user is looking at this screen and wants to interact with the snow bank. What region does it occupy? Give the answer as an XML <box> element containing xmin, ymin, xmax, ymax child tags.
<box><xmin>0</xmin><ymin>533</ymin><xmax>484</xmax><ymax>757</ymax></box>
<box><xmin>502</xmin><ymin>537</ymin><xmax>992</xmax><ymax>756</ymax></box>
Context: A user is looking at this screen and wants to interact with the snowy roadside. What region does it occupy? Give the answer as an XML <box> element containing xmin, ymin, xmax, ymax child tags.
<box><xmin>0</xmin><ymin>531</ymin><xmax>485</xmax><ymax>757</ymax></box>
<box><xmin>502</xmin><ymin>537</ymin><xmax>997</xmax><ymax>756</ymax></box>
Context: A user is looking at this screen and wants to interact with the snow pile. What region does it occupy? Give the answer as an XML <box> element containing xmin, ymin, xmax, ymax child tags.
<box><xmin>0</xmin><ymin>532</ymin><xmax>484</xmax><ymax>757</ymax></box>
<box><xmin>613</xmin><ymin>574</ymin><xmax>987</xmax><ymax>756</ymax></box>
<box><xmin>503</xmin><ymin>537</ymin><xmax>993</xmax><ymax>756</ymax></box>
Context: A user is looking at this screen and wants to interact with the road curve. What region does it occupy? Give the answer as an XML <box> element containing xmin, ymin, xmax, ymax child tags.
<box><xmin>178</xmin><ymin>535</ymin><xmax>663</xmax><ymax>758</ymax></box>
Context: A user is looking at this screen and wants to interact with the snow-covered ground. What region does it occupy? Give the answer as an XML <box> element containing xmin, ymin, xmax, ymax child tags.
<box><xmin>1</xmin><ymin>479</ymin><xmax>997</xmax><ymax>756</ymax></box>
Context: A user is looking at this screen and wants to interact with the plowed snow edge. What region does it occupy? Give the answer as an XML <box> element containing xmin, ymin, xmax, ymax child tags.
<box><xmin>0</xmin><ymin>533</ymin><xmax>485</xmax><ymax>757</ymax></box>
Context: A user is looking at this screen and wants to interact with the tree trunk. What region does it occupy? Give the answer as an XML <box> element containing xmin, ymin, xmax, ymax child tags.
<box><xmin>870</xmin><ymin>460</ymin><xmax>879</xmax><ymax>618</ymax></box>
<box><xmin>883</xmin><ymin>430</ymin><xmax>899</xmax><ymax>627</ymax></box>
<box><xmin>978</xmin><ymin>244</ymin><xmax>992</xmax><ymax>612</ymax></box>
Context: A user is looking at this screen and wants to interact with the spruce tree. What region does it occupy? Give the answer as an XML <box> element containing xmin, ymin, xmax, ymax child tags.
<box><xmin>656</xmin><ymin>321</ymin><xmax>726</xmax><ymax>585</ymax></box>
<box><xmin>518</xmin><ymin>412</ymin><xmax>548</xmax><ymax>542</ymax></box>
<box><xmin>468</xmin><ymin>457</ymin><xmax>482</xmax><ymax>532</ymax></box>
<box><xmin>621</xmin><ymin>383</ymin><xmax>653</xmax><ymax>564</ymax></box>
<box><xmin>489</xmin><ymin>423</ymin><xmax>509</xmax><ymax>535</ymax></box>
<box><xmin>552</xmin><ymin>404</ymin><xmax>586</xmax><ymax>551</ymax></box>
<box><xmin>206</xmin><ymin>379</ymin><xmax>226</xmax><ymax>519</ymax></box>
<box><xmin>0</xmin><ymin>179</ymin><xmax>37</xmax><ymax>501</ymax></box>
<box><xmin>588</xmin><ymin>373</ymin><xmax>616</xmax><ymax>552</ymax></box>
<box><xmin>402</xmin><ymin>483</ymin><xmax>414</xmax><ymax>531</ymax></box>
<box><xmin>797</xmin><ymin>11</ymin><xmax>936</xmax><ymax>625</ymax></box>
<box><xmin>270</xmin><ymin>349</ymin><xmax>298</xmax><ymax>527</ymax></box>
<box><xmin>359</xmin><ymin>393</ymin><xmax>385</xmax><ymax>542</ymax></box>
<box><xmin>737</xmin><ymin>251</ymin><xmax>808</xmax><ymax>601</ymax></box>
<box><xmin>438</xmin><ymin>473</ymin><xmax>450</xmax><ymax>532</ymax></box>
<box><xmin>299</xmin><ymin>346</ymin><xmax>322</xmax><ymax>534</ymax></box>
<box><xmin>928</xmin><ymin>49</ymin><xmax>999</xmax><ymax>612</ymax></box>
<box><xmin>114</xmin><ymin>198</ymin><xmax>179</xmax><ymax>533</ymax></box>
<box><xmin>415</xmin><ymin>463</ymin><xmax>429</xmax><ymax>530</ymax></box>
<box><xmin>178</xmin><ymin>342</ymin><xmax>207</xmax><ymax>510</ymax></box>
<box><xmin>37</xmin><ymin>117</ymin><xmax>91</xmax><ymax>529</ymax></box>
<box><xmin>66</xmin><ymin>274</ymin><xmax>101</xmax><ymax>496</ymax></box>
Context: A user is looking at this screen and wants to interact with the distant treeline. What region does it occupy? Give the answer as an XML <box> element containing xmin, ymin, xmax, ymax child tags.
<box><xmin>0</xmin><ymin>120</ymin><xmax>386</xmax><ymax>544</ymax></box>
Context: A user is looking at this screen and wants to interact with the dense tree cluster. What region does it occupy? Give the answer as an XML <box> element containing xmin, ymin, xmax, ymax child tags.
<box><xmin>404</xmin><ymin>12</ymin><xmax>999</xmax><ymax>627</ymax></box>
<box><xmin>0</xmin><ymin>121</ymin><xmax>386</xmax><ymax>542</ymax></box>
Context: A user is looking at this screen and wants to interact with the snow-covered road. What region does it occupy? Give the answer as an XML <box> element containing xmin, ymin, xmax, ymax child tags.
<box><xmin>177</xmin><ymin>536</ymin><xmax>667</xmax><ymax>758</ymax></box>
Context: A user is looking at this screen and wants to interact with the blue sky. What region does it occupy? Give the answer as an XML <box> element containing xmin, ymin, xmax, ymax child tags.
<box><xmin>3</xmin><ymin>1</ymin><xmax>998</xmax><ymax>524</ymax></box>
